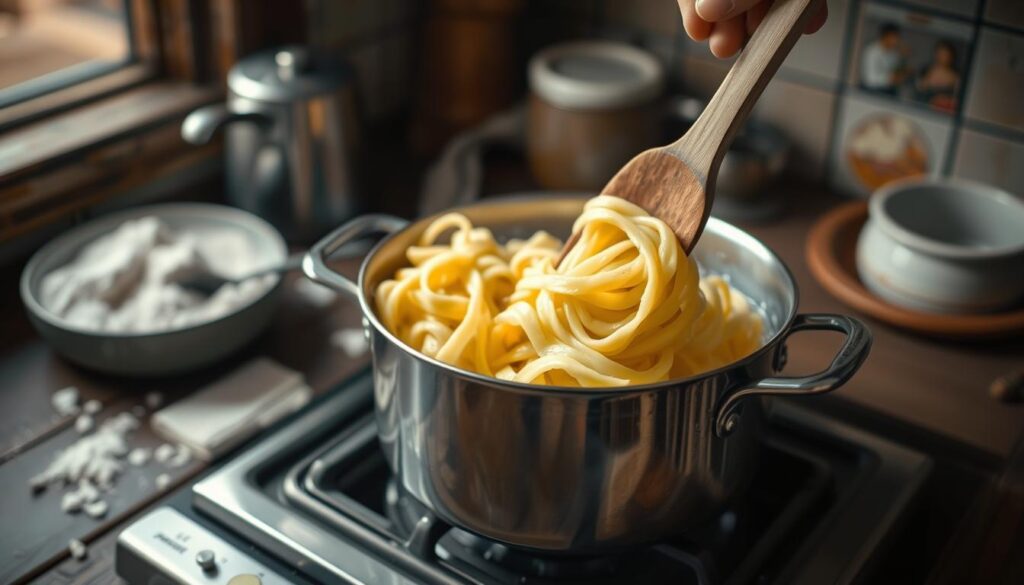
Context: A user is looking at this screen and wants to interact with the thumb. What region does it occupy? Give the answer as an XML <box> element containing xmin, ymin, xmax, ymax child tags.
<box><xmin>695</xmin><ymin>0</ymin><xmax>766</xmax><ymax>22</ymax></box>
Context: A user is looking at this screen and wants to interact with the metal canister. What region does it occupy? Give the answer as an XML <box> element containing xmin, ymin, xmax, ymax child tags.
<box><xmin>182</xmin><ymin>46</ymin><xmax>362</xmax><ymax>242</ymax></box>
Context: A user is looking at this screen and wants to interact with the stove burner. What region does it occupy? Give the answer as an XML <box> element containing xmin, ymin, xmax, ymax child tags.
<box><xmin>192</xmin><ymin>371</ymin><xmax>933</xmax><ymax>585</ymax></box>
<box><xmin>445</xmin><ymin>529</ymin><xmax>626</xmax><ymax>579</ymax></box>
<box><xmin>290</xmin><ymin>411</ymin><xmax>845</xmax><ymax>584</ymax></box>
<box><xmin>385</xmin><ymin>478</ymin><xmax>627</xmax><ymax>578</ymax></box>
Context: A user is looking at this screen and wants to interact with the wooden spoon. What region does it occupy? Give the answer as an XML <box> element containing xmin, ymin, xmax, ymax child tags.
<box><xmin>558</xmin><ymin>0</ymin><xmax>821</xmax><ymax>264</ymax></box>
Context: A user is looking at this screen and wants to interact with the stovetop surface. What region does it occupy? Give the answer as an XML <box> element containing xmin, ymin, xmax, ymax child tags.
<box><xmin>175</xmin><ymin>370</ymin><xmax>931</xmax><ymax>585</ymax></box>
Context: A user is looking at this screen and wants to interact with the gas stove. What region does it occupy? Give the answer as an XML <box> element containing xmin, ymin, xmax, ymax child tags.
<box><xmin>116</xmin><ymin>370</ymin><xmax>931</xmax><ymax>584</ymax></box>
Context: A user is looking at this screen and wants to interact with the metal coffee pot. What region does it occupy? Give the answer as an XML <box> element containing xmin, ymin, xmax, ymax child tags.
<box><xmin>182</xmin><ymin>46</ymin><xmax>362</xmax><ymax>242</ymax></box>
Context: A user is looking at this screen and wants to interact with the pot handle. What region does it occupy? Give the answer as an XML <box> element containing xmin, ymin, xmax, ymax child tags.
<box><xmin>715</xmin><ymin>314</ymin><xmax>872</xmax><ymax>437</ymax></box>
<box><xmin>302</xmin><ymin>214</ymin><xmax>408</xmax><ymax>300</ymax></box>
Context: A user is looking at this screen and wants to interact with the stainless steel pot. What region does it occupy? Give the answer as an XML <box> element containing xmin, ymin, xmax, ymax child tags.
<box><xmin>303</xmin><ymin>196</ymin><xmax>871</xmax><ymax>553</ymax></box>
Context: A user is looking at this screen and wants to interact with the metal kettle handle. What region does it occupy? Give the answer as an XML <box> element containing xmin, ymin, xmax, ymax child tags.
<box><xmin>715</xmin><ymin>314</ymin><xmax>872</xmax><ymax>437</ymax></box>
<box><xmin>181</xmin><ymin>103</ymin><xmax>272</xmax><ymax>145</ymax></box>
<box><xmin>302</xmin><ymin>214</ymin><xmax>409</xmax><ymax>300</ymax></box>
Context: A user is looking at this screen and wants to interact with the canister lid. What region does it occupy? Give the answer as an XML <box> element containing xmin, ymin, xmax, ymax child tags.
<box><xmin>529</xmin><ymin>41</ymin><xmax>664</xmax><ymax>110</ymax></box>
<box><xmin>228</xmin><ymin>45</ymin><xmax>353</xmax><ymax>103</ymax></box>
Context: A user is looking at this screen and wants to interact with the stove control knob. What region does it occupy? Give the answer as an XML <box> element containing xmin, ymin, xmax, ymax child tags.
<box><xmin>195</xmin><ymin>549</ymin><xmax>217</xmax><ymax>572</ymax></box>
<box><xmin>228</xmin><ymin>575</ymin><xmax>262</xmax><ymax>585</ymax></box>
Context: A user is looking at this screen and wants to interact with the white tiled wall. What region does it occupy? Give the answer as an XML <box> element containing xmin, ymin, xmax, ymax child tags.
<box><xmin>756</xmin><ymin>79</ymin><xmax>838</xmax><ymax>181</ymax></box>
<box><xmin>316</xmin><ymin>0</ymin><xmax>1024</xmax><ymax>196</ymax></box>
<box><xmin>779</xmin><ymin>0</ymin><xmax>850</xmax><ymax>85</ymax></box>
<box><xmin>963</xmin><ymin>27</ymin><xmax>1024</xmax><ymax>133</ymax></box>
<box><xmin>953</xmin><ymin>128</ymin><xmax>1024</xmax><ymax>194</ymax></box>
<box><xmin>594</xmin><ymin>0</ymin><xmax>1024</xmax><ymax>197</ymax></box>
<box><xmin>984</xmin><ymin>0</ymin><xmax>1024</xmax><ymax>29</ymax></box>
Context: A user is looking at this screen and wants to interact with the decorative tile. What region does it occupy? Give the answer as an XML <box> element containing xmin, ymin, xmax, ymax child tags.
<box><xmin>753</xmin><ymin>78</ymin><xmax>838</xmax><ymax>180</ymax></box>
<box><xmin>985</xmin><ymin>0</ymin><xmax>1024</xmax><ymax>30</ymax></box>
<box><xmin>963</xmin><ymin>27</ymin><xmax>1024</xmax><ymax>133</ymax></box>
<box><xmin>953</xmin><ymin>128</ymin><xmax>1024</xmax><ymax>196</ymax></box>
<box><xmin>679</xmin><ymin>54</ymin><xmax>729</xmax><ymax>99</ymax></box>
<box><xmin>604</xmin><ymin>0</ymin><xmax>683</xmax><ymax>36</ymax></box>
<box><xmin>781</xmin><ymin>0</ymin><xmax>850</xmax><ymax>84</ymax></box>
<box><xmin>847</xmin><ymin>2</ymin><xmax>974</xmax><ymax>116</ymax></box>
<box><xmin>902</xmin><ymin>0</ymin><xmax>978</xmax><ymax>19</ymax></box>
<box><xmin>829</xmin><ymin>91</ymin><xmax>954</xmax><ymax>197</ymax></box>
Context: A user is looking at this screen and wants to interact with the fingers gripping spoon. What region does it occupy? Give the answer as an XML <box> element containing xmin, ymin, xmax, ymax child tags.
<box><xmin>557</xmin><ymin>0</ymin><xmax>821</xmax><ymax>264</ymax></box>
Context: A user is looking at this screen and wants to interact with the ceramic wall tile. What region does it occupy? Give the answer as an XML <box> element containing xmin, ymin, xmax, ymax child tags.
<box><xmin>953</xmin><ymin>128</ymin><xmax>1024</xmax><ymax>196</ymax></box>
<box><xmin>847</xmin><ymin>2</ymin><xmax>974</xmax><ymax>116</ymax></box>
<box><xmin>604</xmin><ymin>0</ymin><xmax>683</xmax><ymax>36</ymax></box>
<box><xmin>830</xmin><ymin>91</ymin><xmax>953</xmax><ymax>197</ymax></box>
<box><xmin>754</xmin><ymin>78</ymin><xmax>838</xmax><ymax>180</ymax></box>
<box><xmin>963</xmin><ymin>27</ymin><xmax>1024</xmax><ymax>132</ymax></box>
<box><xmin>781</xmin><ymin>0</ymin><xmax>850</xmax><ymax>84</ymax></box>
<box><xmin>984</xmin><ymin>0</ymin><xmax>1024</xmax><ymax>30</ymax></box>
<box><xmin>679</xmin><ymin>54</ymin><xmax>729</xmax><ymax>99</ymax></box>
<box><xmin>902</xmin><ymin>0</ymin><xmax>978</xmax><ymax>19</ymax></box>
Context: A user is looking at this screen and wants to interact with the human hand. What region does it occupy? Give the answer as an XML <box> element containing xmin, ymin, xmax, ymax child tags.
<box><xmin>679</xmin><ymin>0</ymin><xmax>829</xmax><ymax>59</ymax></box>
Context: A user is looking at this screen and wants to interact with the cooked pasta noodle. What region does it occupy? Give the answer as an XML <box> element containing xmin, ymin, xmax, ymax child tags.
<box><xmin>375</xmin><ymin>195</ymin><xmax>763</xmax><ymax>387</ymax></box>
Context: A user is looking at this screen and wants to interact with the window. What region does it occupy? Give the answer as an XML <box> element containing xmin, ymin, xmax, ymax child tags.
<box><xmin>0</xmin><ymin>0</ymin><xmax>133</xmax><ymax>109</ymax></box>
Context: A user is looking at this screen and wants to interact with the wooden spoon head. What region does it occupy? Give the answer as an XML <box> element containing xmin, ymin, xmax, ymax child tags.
<box><xmin>557</xmin><ymin>148</ymin><xmax>711</xmax><ymax>266</ymax></box>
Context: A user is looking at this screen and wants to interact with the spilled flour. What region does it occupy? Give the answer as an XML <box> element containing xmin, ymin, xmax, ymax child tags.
<box><xmin>30</xmin><ymin>412</ymin><xmax>140</xmax><ymax>491</ymax></box>
<box><xmin>40</xmin><ymin>217</ymin><xmax>275</xmax><ymax>333</ymax></box>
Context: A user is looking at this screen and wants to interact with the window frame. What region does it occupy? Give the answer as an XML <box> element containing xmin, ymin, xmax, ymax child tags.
<box><xmin>0</xmin><ymin>0</ymin><xmax>165</xmax><ymax>132</ymax></box>
<box><xmin>0</xmin><ymin>1</ymin><xmax>307</xmax><ymax>246</ymax></box>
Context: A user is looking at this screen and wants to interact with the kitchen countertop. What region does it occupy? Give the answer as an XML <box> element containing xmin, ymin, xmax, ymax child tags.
<box><xmin>1</xmin><ymin>177</ymin><xmax>1022</xmax><ymax>584</ymax></box>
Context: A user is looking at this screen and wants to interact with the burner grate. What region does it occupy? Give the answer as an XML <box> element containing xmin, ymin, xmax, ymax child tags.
<box><xmin>192</xmin><ymin>371</ymin><xmax>932</xmax><ymax>585</ymax></box>
<box><xmin>288</xmin><ymin>416</ymin><xmax>838</xmax><ymax>585</ymax></box>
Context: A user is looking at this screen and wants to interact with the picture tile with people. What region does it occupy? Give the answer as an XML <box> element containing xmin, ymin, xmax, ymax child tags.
<box><xmin>642</xmin><ymin>0</ymin><xmax>1024</xmax><ymax>197</ymax></box>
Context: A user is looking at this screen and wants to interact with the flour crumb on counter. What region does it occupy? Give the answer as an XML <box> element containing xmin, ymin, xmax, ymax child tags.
<box><xmin>155</xmin><ymin>473</ymin><xmax>171</xmax><ymax>489</ymax></box>
<box><xmin>127</xmin><ymin>447</ymin><xmax>151</xmax><ymax>466</ymax></box>
<box><xmin>51</xmin><ymin>387</ymin><xmax>80</xmax><ymax>416</ymax></box>
<box><xmin>83</xmin><ymin>499</ymin><xmax>109</xmax><ymax>519</ymax></box>
<box><xmin>82</xmin><ymin>400</ymin><xmax>102</xmax><ymax>415</ymax></box>
<box><xmin>330</xmin><ymin>328</ymin><xmax>369</xmax><ymax>357</ymax></box>
<box><xmin>60</xmin><ymin>479</ymin><xmax>102</xmax><ymax>513</ymax></box>
<box><xmin>168</xmin><ymin>444</ymin><xmax>192</xmax><ymax>468</ymax></box>
<box><xmin>75</xmin><ymin>414</ymin><xmax>94</xmax><ymax>434</ymax></box>
<box><xmin>153</xmin><ymin>443</ymin><xmax>176</xmax><ymax>464</ymax></box>
<box><xmin>30</xmin><ymin>412</ymin><xmax>139</xmax><ymax>492</ymax></box>
<box><xmin>293</xmin><ymin>277</ymin><xmax>337</xmax><ymax>308</ymax></box>
<box><xmin>145</xmin><ymin>391</ymin><xmax>164</xmax><ymax>410</ymax></box>
<box><xmin>68</xmin><ymin>539</ymin><xmax>87</xmax><ymax>561</ymax></box>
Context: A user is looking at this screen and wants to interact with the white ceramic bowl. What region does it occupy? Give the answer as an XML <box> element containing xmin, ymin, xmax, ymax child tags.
<box><xmin>20</xmin><ymin>203</ymin><xmax>287</xmax><ymax>377</ymax></box>
<box><xmin>856</xmin><ymin>178</ymin><xmax>1024</xmax><ymax>314</ymax></box>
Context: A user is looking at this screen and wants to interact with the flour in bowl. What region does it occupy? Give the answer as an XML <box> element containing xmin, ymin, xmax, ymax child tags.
<box><xmin>40</xmin><ymin>216</ymin><xmax>276</xmax><ymax>333</ymax></box>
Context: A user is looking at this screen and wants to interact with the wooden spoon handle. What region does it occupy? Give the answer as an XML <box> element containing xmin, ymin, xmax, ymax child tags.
<box><xmin>670</xmin><ymin>0</ymin><xmax>820</xmax><ymax>178</ymax></box>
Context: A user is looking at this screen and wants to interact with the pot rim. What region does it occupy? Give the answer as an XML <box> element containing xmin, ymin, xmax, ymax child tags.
<box><xmin>355</xmin><ymin>194</ymin><xmax>800</xmax><ymax>397</ymax></box>
<box><xmin>869</xmin><ymin>177</ymin><xmax>1024</xmax><ymax>260</ymax></box>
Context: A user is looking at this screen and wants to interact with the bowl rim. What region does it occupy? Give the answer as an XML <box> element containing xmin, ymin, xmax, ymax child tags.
<box><xmin>20</xmin><ymin>202</ymin><xmax>287</xmax><ymax>340</ymax></box>
<box><xmin>868</xmin><ymin>177</ymin><xmax>1024</xmax><ymax>260</ymax></box>
<box><xmin>355</xmin><ymin>193</ymin><xmax>800</xmax><ymax>397</ymax></box>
